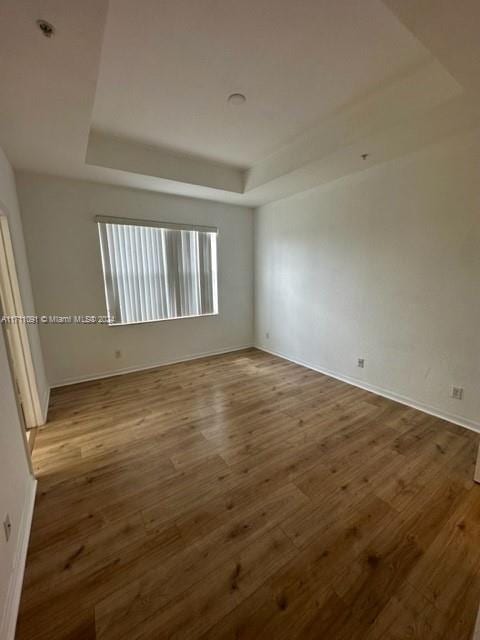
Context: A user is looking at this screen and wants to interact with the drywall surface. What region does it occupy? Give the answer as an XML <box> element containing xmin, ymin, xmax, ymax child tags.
<box><xmin>0</xmin><ymin>147</ymin><xmax>48</xmax><ymax>417</ymax></box>
<box><xmin>16</xmin><ymin>173</ymin><xmax>254</xmax><ymax>386</ymax></box>
<box><xmin>254</xmin><ymin>131</ymin><xmax>480</xmax><ymax>430</ymax></box>
<box><xmin>0</xmin><ymin>325</ymin><xmax>35</xmax><ymax>640</ymax></box>
<box><xmin>0</xmin><ymin>146</ymin><xmax>36</xmax><ymax>639</ymax></box>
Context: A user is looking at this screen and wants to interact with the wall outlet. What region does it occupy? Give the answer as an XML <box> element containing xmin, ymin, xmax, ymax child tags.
<box><xmin>3</xmin><ymin>514</ymin><xmax>11</xmax><ymax>542</ymax></box>
<box><xmin>265</xmin><ymin>332</ymin><xmax>270</xmax><ymax>339</ymax></box>
<box><xmin>357</xmin><ymin>358</ymin><xmax>365</xmax><ymax>368</ymax></box>
<box><xmin>451</xmin><ymin>386</ymin><xmax>463</xmax><ymax>400</ymax></box>
<box><xmin>115</xmin><ymin>350</ymin><xmax>122</xmax><ymax>359</ymax></box>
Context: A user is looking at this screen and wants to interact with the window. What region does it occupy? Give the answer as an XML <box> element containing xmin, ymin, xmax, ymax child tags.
<box><xmin>96</xmin><ymin>216</ymin><xmax>218</xmax><ymax>326</ymax></box>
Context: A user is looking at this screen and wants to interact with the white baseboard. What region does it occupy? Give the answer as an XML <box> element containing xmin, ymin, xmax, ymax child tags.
<box><xmin>50</xmin><ymin>344</ymin><xmax>254</xmax><ymax>388</ymax></box>
<box><xmin>1</xmin><ymin>477</ymin><xmax>37</xmax><ymax>640</ymax></box>
<box><xmin>257</xmin><ymin>345</ymin><xmax>480</xmax><ymax>435</ymax></box>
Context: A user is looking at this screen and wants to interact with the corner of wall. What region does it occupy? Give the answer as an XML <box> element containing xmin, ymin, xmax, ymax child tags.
<box><xmin>40</xmin><ymin>385</ymin><xmax>50</xmax><ymax>425</ymax></box>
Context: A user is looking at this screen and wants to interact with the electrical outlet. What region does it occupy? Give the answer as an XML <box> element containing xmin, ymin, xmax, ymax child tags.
<box><xmin>357</xmin><ymin>358</ymin><xmax>365</xmax><ymax>368</ymax></box>
<box><xmin>451</xmin><ymin>386</ymin><xmax>463</xmax><ymax>400</ymax></box>
<box><xmin>115</xmin><ymin>350</ymin><xmax>122</xmax><ymax>359</ymax></box>
<box><xmin>265</xmin><ymin>332</ymin><xmax>270</xmax><ymax>340</ymax></box>
<box><xmin>3</xmin><ymin>514</ymin><xmax>11</xmax><ymax>542</ymax></box>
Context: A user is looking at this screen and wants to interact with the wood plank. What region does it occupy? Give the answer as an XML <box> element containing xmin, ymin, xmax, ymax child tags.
<box><xmin>15</xmin><ymin>348</ymin><xmax>480</xmax><ymax>640</ymax></box>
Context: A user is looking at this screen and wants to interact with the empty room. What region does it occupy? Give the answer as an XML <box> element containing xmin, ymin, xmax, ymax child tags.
<box><xmin>1</xmin><ymin>0</ymin><xmax>480</xmax><ymax>638</ymax></box>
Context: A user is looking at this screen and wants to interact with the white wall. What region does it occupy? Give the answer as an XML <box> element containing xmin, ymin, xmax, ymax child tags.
<box><xmin>0</xmin><ymin>148</ymin><xmax>49</xmax><ymax>418</ymax></box>
<box><xmin>0</xmin><ymin>147</ymin><xmax>36</xmax><ymax>639</ymax></box>
<box><xmin>16</xmin><ymin>173</ymin><xmax>254</xmax><ymax>387</ymax></box>
<box><xmin>255</xmin><ymin>130</ymin><xmax>480</xmax><ymax>431</ymax></box>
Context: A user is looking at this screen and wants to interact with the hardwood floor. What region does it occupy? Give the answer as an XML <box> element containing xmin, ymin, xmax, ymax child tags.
<box><xmin>16</xmin><ymin>348</ymin><xmax>480</xmax><ymax>639</ymax></box>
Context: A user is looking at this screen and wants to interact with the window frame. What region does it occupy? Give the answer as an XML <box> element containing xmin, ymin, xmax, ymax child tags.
<box><xmin>96</xmin><ymin>215</ymin><xmax>219</xmax><ymax>327</ymax></box>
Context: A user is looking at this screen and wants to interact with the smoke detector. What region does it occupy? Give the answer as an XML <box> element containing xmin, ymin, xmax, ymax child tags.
<box><xmin>228</xmin><ymin>93</ymin><xmax>246</xmax><ymax>105</ymax></box>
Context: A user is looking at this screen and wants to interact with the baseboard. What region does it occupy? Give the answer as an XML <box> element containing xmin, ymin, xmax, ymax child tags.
<box><xmin>257</xmin><ymin>345</ymin><xmax>480</xmax><ymax>435</ymax></box>
<box><xmin>1</xmin><ymin>477</ymin><xmax>37</xmax><ymax>640</ymax></box>
<box><xmin>51</xmin><ymin>344</ymin><xmax>254</xmax><ymax>388</ymax></box>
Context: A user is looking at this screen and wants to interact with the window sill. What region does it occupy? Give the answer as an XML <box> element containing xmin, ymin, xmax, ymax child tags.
<box><xmin>107</xmin><ymin>312</ymin><xmax>219</xmax><ymax>327</ymax></box>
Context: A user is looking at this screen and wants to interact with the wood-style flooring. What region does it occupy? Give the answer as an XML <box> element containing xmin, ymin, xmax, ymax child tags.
<box><xmin>16</xmin><ymin>348</ymin><xmax>480</xmax><ymax>639</ymax></box>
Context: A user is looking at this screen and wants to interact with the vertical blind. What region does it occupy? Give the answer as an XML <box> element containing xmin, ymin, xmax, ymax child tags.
<box><xmin>97</xmin><ymin>217</ymin><xmax>218</xmax><ymax>325</ymax></box>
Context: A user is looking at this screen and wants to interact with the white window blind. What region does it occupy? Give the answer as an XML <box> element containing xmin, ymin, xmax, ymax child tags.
<box><xmin>96</xmin><ymin>216</ymin><xmax>218</xmax><ymax>325</ymax></box>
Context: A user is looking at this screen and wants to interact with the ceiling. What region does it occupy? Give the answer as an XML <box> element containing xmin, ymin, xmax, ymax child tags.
<box><xmin>0</xmin><ymin>0</ymin><xmax>479</xmax><ymax>207</ymax></box>
<box><xmin>92</xmin><ymin>0</ymin><xmax>428</xmax><ymax>167</ymax></box>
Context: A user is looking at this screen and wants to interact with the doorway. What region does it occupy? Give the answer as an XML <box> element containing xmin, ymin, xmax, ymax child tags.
<box><xmin>0</xmin><ymin>213</ymin><xmax>43</xmax><ymax>430</ymax></box>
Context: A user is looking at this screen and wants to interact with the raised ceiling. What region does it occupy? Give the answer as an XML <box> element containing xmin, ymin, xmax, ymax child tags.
<box><xmin>92</xmin><ymin>0</ymin><xmax>429</xmax><ymax>167</ymax></box>
<box><xmin>0</xmin><ymin>0</ymin><xmax>479</xmax><ymax>207</ymax></box>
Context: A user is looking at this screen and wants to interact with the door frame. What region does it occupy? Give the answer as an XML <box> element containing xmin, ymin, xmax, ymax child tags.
<box><xmin>0</xmin><ymin>309</ymin><xmax>34</xmax><ymax>474</ymax></box>
<box><xmin>0</xmin><ymin>213</ymin><xmax>43</xmax><ymax>428</ymax></box>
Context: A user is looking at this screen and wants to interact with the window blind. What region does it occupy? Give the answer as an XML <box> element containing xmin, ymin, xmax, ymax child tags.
<box><xmin>97</xmin><ymin>217</ymin><xmax>218</xmax><ymax>325</ymax></box>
